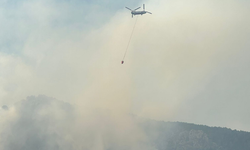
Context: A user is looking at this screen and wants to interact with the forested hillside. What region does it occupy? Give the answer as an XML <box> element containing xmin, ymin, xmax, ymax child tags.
<box><xmin>140</xmin><ymin>120</ymin><xmax>250</xmax><ymax>150</ymax></box>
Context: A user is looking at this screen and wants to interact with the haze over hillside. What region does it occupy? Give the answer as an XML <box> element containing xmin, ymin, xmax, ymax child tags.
<box><xmin>1</xmin><ymin>0</ymin><xmax>250</xmax><ymax>132</ymax></box>
<box><xmin>141</xmin><ymin>120</ymin><xmax>250</xmax><ymax>150</ymax></box>
<box><xmin>1</xmin><ymin>0</ymin><xmax>250</xmax><ymax>149</ymax></box>
<box><xmin>1</xmin><ymin>96</ymin><xmax>250</xmax><ymax>150</ymax></box>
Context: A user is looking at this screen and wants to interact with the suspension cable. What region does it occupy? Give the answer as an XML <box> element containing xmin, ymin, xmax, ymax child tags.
<box><xmin>122</xmin><ymin>16</ymin><xmax>138</xmax><ymax>64</ymax></box>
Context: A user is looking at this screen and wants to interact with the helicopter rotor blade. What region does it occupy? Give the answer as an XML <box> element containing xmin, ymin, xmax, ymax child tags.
<box><xmin>125</xmin><ymin>7</ymin><xmax>132</xmax><ymax>11</ymax></box>
<box><xmin>134</xmin><ymin>7</ymin><xmax>141</xmax><ymax>11</ymax></box>
<box><xmin>146</xmin><ymin>11</ymin><xmax>152</xmax><ymax>14</ymax></box>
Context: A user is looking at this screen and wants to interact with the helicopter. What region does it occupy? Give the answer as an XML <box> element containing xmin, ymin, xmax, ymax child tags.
<box><xmin>125</xmin><ymin>4</ymin><xmax>152</xmax><ymax>18</ymax></box>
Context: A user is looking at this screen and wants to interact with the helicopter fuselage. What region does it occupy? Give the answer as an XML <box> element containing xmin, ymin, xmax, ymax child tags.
<box><xmin>131</xmin><ymin>11</ymin><xmax>147</xmax><ymax>15</ymax></box>
<box><xmin>126</xmin><ymin>4</ymin><xmax>152</xmax><ymax>18</ymax></box>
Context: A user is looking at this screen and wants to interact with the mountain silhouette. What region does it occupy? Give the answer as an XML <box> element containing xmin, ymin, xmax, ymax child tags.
<box><xmin>140</xmin><ymin>120</ymin><xmax>250</xmax><ymax>150</ymax></box>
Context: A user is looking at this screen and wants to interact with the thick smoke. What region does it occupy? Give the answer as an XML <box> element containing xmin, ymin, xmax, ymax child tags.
<box><xmin>0</xmin><ymin>96</ymin><xmax>74</xmax><ymax>150</ymax></box>
<box><xmin>1</xmin><ymin>105</ymin><xmax>8</xmax><ymax>110</ymax></box>
<box><xmin>0</xmin><ymin>95</ymin><xmax>154</xmax><ymax>150</ymax></box>
<box><xmin>0</xmin><ymin>1</ymin><xmax>250</xmax><ymax>149</ymax></box>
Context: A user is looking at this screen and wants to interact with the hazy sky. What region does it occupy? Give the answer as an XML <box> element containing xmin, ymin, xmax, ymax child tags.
<box><xmin>0</xmin><ymin>0</ymin><xmax>250</xmax><ymax>144</ymax></box>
